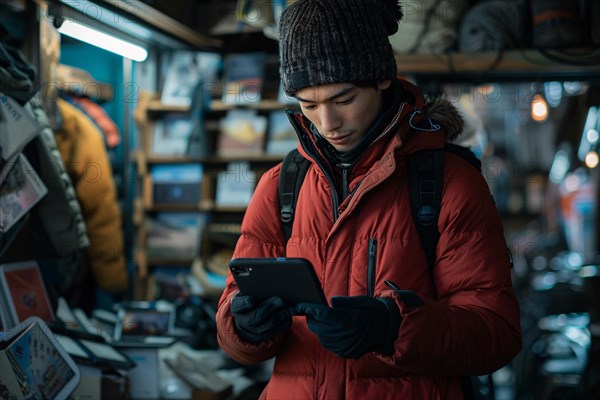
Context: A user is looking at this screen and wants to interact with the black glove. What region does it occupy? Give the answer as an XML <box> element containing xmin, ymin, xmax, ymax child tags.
<box><xmin>230</xmin><ymin>295</ymin><xmax>293</xmax><ymax>343</ymax></box>
<box><xmin>296</xmin><ymin>296</ymin><xmax>400</xmax><ymax>359</ymax></box>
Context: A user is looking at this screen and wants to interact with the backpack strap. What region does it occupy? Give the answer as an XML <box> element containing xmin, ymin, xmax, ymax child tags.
<box><xmin>279</xmin><ymin>149</ymin><xmax>310</xmax><ymax>244</ymax></box>
<box><xmin>445</xmin><ymin>143</ymin><xmax>482</xmax><ymax>172</ymax></box>
<box><xmin>409</xmin><ymin>146</ymin><xmax>496</xmax><ymax>400</ymax></box>
<box><xmin>407</xmin><ymin>149</ymin><xmax>444</xmax><ymax>272</ymax></box>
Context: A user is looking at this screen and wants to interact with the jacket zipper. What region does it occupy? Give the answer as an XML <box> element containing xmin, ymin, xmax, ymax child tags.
<box><xmin>369</xmin><ymin>102</ymin><xmax>406</xmax><ymax>148</ymax></box>
<box><xmin>340</xmin><ymin>163</ymin><xmax>351</xmax><ymax>201</ymax></box>
<box><xmin>286</xmin><ymin>111</ymin><xmax>341</xmax><ymax>220</ymax></box>
<box><xmin>286</xmin><ymin>102</ymin><xmax>405</xmax><ymax>223</ymax></box>
<box><xmin>367</xmin><ymin>238</ymin><xmax>377</xmax><ymax>297</ymax></box>
<box><xmin>335</xmin><ymin>102</ymin><xmax>407</xmax><ymax>205</ymax></box>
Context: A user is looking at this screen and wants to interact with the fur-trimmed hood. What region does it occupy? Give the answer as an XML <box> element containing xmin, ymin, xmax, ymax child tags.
<box><xmin>393</xmin><ymin>78</ymin><xmax>464</xmax><ymax>144</ymax></box>
<box><xmin>423</xmin><ymin>96</ymin><xmax>464</xmax><ymax>142</ymax></box>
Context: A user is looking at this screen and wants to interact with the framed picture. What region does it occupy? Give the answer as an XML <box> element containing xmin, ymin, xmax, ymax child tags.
<box><xmin>0</xmin><ymin>260</ymin><xmax>55</xmax><ymax>324</ymax></box>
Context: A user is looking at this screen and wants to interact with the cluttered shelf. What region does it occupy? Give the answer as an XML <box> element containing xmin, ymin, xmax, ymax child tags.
<box><xmin>146</xmin><ymin>204</ymin><xmax>247</xmax><ymax>213</ymax></box>
<box><xmin>132</xmin><ymin>151</ymin><xmax>285</xmax><ymax>165</ymax></box>
<box><xmin>145</xmin><ymin>258</ymin><xmax>194</xmax><ymax>267</ymax></box>
<box><xmin>146</xmin><ymin>99</ymin><xmax>294</xmax><ymax>114</ymax></box>
<box><xmin>395</xmin><ymin>48</ymin><xmax>600</xmax><ymax>81</ymax></box>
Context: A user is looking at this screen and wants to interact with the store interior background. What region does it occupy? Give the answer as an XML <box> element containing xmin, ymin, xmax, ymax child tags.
<box><xmin>1</xmin><ymin>0</ymin><xmax>600</xmax><ymax>399</ymax></box>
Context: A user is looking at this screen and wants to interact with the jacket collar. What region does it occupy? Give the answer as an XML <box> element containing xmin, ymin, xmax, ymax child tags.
<box><xmin>288</xmin><ymin>78</ymin><xmax>464</xmax><ymax>172</ymax></box>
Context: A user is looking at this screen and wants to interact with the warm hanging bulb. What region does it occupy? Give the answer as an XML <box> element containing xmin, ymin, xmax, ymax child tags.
<box><xmin>531</xmin><ymin>94</ymin><xmax>549</xmax><ymax>122</ymax></box>
<box><xmin>585</xmin><ymin>151</ymin><xmax>599</xmax><ymax>169</ymax></box>
<box><xmin>58</xmin><ymin>20</ymin><xmax>148</xmax><ymax>62</ymax></box>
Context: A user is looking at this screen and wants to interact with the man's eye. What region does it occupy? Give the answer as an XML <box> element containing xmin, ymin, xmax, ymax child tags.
<box><xmin>303</xmin><ymin>104</ymin><xmax>317</xmax><ymax>111</ymax></box>
<box><xmin>336</xmin><ymin>98</ymin><xmax>353</xmax><ymax>105</ymax></box>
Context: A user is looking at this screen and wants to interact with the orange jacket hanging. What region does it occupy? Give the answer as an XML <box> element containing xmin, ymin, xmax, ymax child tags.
<box><xmin>54</xmin><ymin>98</ymin><xmax>128</xmax><ymax>293</ymax></box>
<box><xmin>216</xmin><ymin>80</ymin><xmax>521</xmax><ymax>400</ymax></box>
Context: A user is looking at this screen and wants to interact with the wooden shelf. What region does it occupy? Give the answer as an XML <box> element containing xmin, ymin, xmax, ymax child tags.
<box><xmin>142</xmin><ymin>154</ymin><xmax>284</xmax><ymax>164</ymax></box>
<box><xmin>131</xmin><ymin>150</ymin><xmax>284</xmax><ymax>177</ymax></box>
<box><xmin>146</xmin><ymin>259</ymin><xmax>194</xmax><ymax>267</ymax></box>
<box><xmin>210</xmin><ymin>100</ymin><xmax>296</xmax><ymax>111</ymax></box>
<box><xmin>133</xmin><ymin>90</ymin><xmax>294</xmax><ymax>301</ymax></box>
<box><xmin>146</xmin><ymin>99</ymin><xmax>296</xmax><ymax>114</ymax></box>
<box><xmin>395</xmin><ymin>48</ymin><xmax>600</xmax><ymax>82</ymax></box>
<box><xmin>146</xmin><ymin>102</ymin><xmax>191</xmax><ymax>113</ymax></box>
<box><xmin>146</xmin><ymin>204</ymin><xmax>212</xmax><ymax>212</ymax></box>
<box><xmin>146</xmin><ymin>204</ymin><xmax>246</xmax><ymax>214</ymax></box>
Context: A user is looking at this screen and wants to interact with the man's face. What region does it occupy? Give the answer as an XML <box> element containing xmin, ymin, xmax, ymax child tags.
<box><xmin>296</xmin><ymin>80</ymin><xmax>391</xmax><ymax>153</ymax></box>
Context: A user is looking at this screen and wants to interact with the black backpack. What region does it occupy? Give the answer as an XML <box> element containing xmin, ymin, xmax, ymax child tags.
<box><xmin>278</xmin><ymin>143</ymin><xmax>482</xmax><ymax>273</ymax></box>
<box><xmin>278</xmin><ymin>143</ymin><xmax>497</xmax><ymax>400</ymax></box>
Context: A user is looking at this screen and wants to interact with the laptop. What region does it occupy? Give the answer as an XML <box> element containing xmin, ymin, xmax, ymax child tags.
<box><xmin>112</xmin><ymin>306</ymin><xmax>177</xmax><ymax>348</ymax></box>
<box><xmin>0</xmin><ymin>316</ymin><xmax>80</xmax><ymax>399</ymax></box>
<box><xmin>0</xmin><ymin>260</ymin><xmax>108</xmax><ymax>342</ymax></box>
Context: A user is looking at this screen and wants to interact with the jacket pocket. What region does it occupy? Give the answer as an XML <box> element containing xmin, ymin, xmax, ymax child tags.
<box><xmin>367</xmin><ymin>238</ymin><xmax>377</xmax><ymax>297</ymax></box>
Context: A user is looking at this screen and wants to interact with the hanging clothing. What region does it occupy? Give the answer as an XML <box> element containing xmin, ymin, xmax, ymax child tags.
<box><xmin>54</xmin><ymin>98</ymin><xmax>128</xmax><ymax>293</ymax></box>
<box><xmin>63</xmin><ymin>94</ymin><xmax>121</xmax><ymax>148</ymax></box>
<box><xmin>0</xmin><ymin>41</ymin><xmax>91</xmax><ymax>308</ymax></box>
<box><xmin>26</xmin><ymin>96</ymin><xmax>91</xmax><ymax>304</ymax></box>
<box><xmin>0</xmin><ymin>42</ymin><xmax>36</xmax><ymax>104</ymax></box>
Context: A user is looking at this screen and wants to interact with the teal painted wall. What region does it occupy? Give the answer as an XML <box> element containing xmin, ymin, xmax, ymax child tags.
<box><xmin>60</xmin><ymin>42</ymin><xmax>125</xmax><ymax>132</ymax></box>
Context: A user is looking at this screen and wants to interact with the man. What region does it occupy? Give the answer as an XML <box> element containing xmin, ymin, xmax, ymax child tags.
<box><xmin>216</xmin><ymin>1</ymin><xmax>522</xmax><ymax>399</ymax></box>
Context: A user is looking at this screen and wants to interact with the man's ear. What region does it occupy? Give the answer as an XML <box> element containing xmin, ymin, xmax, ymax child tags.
<box><xmin>378</xmin><ymin>80</ymin><xmax>392</xmax><ymax>90</ymax></box>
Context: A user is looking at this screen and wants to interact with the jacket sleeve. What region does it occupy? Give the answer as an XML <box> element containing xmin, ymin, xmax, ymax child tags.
<box><xmin>376</xmin><ymin>153</ymin><xmax>522</xmax><ymax>376</ymax></box>
<box><xmin>55</xmin><ymin>100</ymin><xmax>128</xmax><ymax>293</ymax></box>
<box><xmin>216</xmin><ymin>165</ymin><xmax>288</xmax><ymax>364</ymax></box>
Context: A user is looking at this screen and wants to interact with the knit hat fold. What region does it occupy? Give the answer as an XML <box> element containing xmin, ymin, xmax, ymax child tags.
<box><xmin>279</xmin><ymin>0</ymin><xmax>403</xmax><ymax>96</ymax></box>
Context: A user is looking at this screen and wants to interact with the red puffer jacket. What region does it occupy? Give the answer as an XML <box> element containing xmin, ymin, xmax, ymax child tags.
<box><xmin>216</xmin><ymin>80</ymin><xmax>521</xmax><ymax>400</ymax></box>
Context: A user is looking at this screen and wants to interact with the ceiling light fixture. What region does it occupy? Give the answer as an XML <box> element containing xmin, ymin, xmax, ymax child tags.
<box><xmin>58</xmin><ymin>19</ymin><xmax>148</xmax><ymax>62</ymax></box>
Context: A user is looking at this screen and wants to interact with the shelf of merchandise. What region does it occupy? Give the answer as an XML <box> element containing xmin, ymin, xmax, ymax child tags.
<box><xmin>132</xmin><ymin>150</ymin><xmax>284</xmax><ymax>176</ymax></box>
<box><xmin>145</xmin><ymin>99</ymin><xmax>295</xmax><ymax>114</ymax></box>
<box><xmin>133</xmin><ymin>92</ymin><xmax>288</xmax><ymax>300</ymax></box>
<box><xmin>145</xmin><ymin>259</ymin><xmax>194</xmax><ymax>267</ymax></box>
<box><xmin>146</xmin><ymin>204</ymin><xmax>247</xmax><ymax>214</ymax></box>
<box><xmin>395</xmin><ymin>48</ymin><xmax>600</xmax><ymax>83</ymax></box>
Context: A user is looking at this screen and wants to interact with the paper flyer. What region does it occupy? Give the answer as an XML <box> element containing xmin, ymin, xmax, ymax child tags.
<box><xmin>0</xmin><ymin>93</ymin><xmax>41</xmax><ymax>173</ymax></box>
<box><xmin>0</xmin><ymin>154</ymin><xmax>48</xmax><ymax>232</ymax></box>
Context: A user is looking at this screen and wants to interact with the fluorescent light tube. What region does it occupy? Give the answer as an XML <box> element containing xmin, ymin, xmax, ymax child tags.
<box><xmin>58</xmin><ymin>20</ymin><xmax>148</xmax><ymax>62</ymax></box>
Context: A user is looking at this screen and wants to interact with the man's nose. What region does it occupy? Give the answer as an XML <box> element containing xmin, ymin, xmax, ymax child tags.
<box><xmin>320</xmin><ymin>106</ymin><xmax>342</xmax><ymax>133</ymax></box>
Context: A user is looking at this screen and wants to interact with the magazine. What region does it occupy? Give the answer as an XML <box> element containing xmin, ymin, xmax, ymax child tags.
<box><xmin>150</xmin><ymin>164</ymin><xmax>203</xmax><ymax>206</ymax></box>
<box><xmin>160</xmin><ymin>51</ymin><xmax>221</xmax><ymax>107</ymax></box>
<box><xmin>0</xmin><ymin>260</ymin><xmax>56</xmax><ymax>325</ymax></box>
<box><xmin>214</xmin><ymin>162</ymin><xmax>257</xmax><ymax>208</ymax></box>
<box><xmin>0</xmin><ymin>93</ymin><xmax>41</xmax><ymax>177</ymax></box>
<box><xmin>151</xmin><ymin>113</ymin><xmax>195</xmax><ymax>156</ymax></box>
<box><xmin>265</xmin><ymin>110</ymin><xmax>298</xmax><ymax>155</ymax></box>
<box><xmin>0</xmin><ymin>154</ymin><xmax>48</xmax><ymax>233</ymax></box>
<box><xmin>216</xmin><ymin>110</ymin><xmax>267</xmax><ymax>157</ymax></box>
<box><xmin>146</xmin><ymin>213</ymin><xmax>208</xmax><ymax>261</ymax></box>
<box><xmin>221</xmin><ymin>52</ymin><xmax>267</xmax><ymax>105</ymax></box>
<box><xmin>0</xmin><ymin>317</ymin><xmax>80</xmax><ymax>399</ymax></box>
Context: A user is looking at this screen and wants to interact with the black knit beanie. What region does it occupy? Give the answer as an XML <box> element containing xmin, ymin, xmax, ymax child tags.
<box><xmin>279</xmin><ymin>0</ymin><xmax>403</xmax><ymax>96</ymax></box>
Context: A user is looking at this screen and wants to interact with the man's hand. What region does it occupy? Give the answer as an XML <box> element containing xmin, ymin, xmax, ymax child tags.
<box><xmin>296</xmin><ymin>296</ymin><xmax>400</xmax><ymax>359</ymax></box>
<box><xmin>231</xmin><ymin>295</ymin><xmax>294</xmax><ymax>343</ymax></box>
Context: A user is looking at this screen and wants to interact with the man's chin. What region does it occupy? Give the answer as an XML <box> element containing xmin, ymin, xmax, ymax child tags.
<box><xmin>332</xmin><ymin>144</ymin><xmax>358</xmax><ymax>153</ymax></box>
